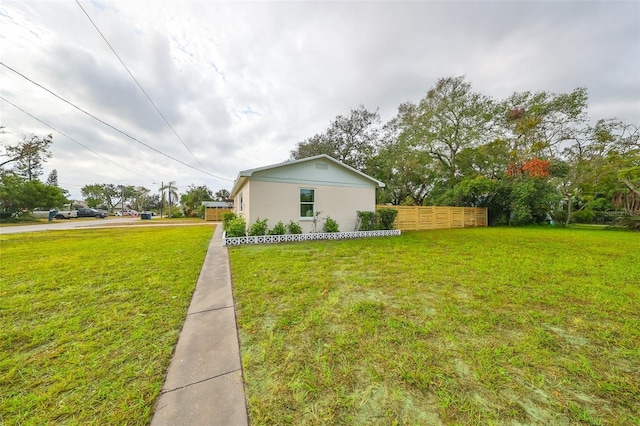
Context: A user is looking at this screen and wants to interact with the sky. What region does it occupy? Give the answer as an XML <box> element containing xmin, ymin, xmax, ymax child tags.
<box><xmin>1</xmin><ymin>0</ymin><xmax>639</xmax><ymax>201</ymax></box>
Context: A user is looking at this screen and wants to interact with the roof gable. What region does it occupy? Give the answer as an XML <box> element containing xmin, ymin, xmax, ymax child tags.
<box><xmin>231</xmin><ymin>155</ymin><xmax>384</xmax><ymax>197</ymax></box>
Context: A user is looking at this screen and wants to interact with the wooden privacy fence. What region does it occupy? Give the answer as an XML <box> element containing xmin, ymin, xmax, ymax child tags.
<box><xmin>376</xmin><ymin>205</ymin><xmax>488</xmax><ymax>231</ymax></box>
<box><xmin>205</xmin><ymin>208</ymin><xmax>232</xmax><ymax>221</ymax></box>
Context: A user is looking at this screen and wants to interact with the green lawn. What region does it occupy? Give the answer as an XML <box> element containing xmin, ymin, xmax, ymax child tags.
<box><xmin>0</xmin><ymin>226</ymin><xmax>214</xmax><ymax>424</ymax></box>
<box><xmin>229</xmin><ymin>227</ymin><xmax>640</xmax><ymax>425</ymax></box>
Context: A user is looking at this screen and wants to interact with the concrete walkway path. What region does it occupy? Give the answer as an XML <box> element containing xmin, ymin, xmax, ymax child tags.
<box><xmin>151</xmin><ymin>225</ymin><xmax>249</xmax><ymax>425</ymax></box>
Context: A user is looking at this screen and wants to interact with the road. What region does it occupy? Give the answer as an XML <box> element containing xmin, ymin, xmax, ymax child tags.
<box><xmin>0</xmin><ymin>217</ymin><xmax>143</xmax><ymax>235</ymax></box>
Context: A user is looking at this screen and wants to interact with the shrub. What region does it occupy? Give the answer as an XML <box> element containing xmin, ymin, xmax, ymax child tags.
<box><xmin>573</xmin><ymin>209</ymin><xmax>595</xmax><ymax>223</ymax></box>
<box><xmin>287</xmin><ymin>220</ymin><xmax>302</xmax><ymax>234</ymax></box>
<box><xmin>617</xmin><ymin>215</ymin><xmax>640</xmax><ymax>231</ymax></box>
<box><xmin>323</xmin><ymin>216</ymin><xmax>339</xmax><ymax>233</ymax></box>
<box><xmin>222</xmin><ymin>212</ymin><xmax>237</xmax><ymax>231</ymax></box>
<box><xmin>357</xmin><ymin>211</ymin><xmax>377</xmax><ymax>231</ymax></box>
<box><xmin>377</xmin><ymin>208</ymin><xmax>398</xmax><ymax>230</ymax></box>
<box><xmin>248</xmin><ymin>218</ymin><xmax>269</xmax><ymax>236</ymax></box>
<box><xmin>196</xmin><ymin>205</ymin><xmax>205</xmax><ymax>219</ymax></box>
<box><xmin>189</xmin><ymin>211</ymin><xmax>200</xmax><ymax>218</ymax></box>
<box><xmin>269</xmin><ymin>221</ymin><xmax>286</xmax><ymax>235</ymax></box>
<box><xmin>226</xmin><ymin>217</ymin><xmax>247</xmax><ymax>237</ymax></box>
<box><xmin>169</xmin><ymin>209</ymin><xmax>183</xmax><ymax>218</ymax></box>
<box><xmin>0</xmin><ymin>212</ymin><xmax>15</xmax><ymax>221</ymax></box>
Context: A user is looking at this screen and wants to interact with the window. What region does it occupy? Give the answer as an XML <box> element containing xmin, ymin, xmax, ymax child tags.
<box><xmin>300</xmin><ymin>189</ymin><xmax>314</xmax><ymax>218</ymax></box>
<box><xmin>239</xmin><ymin>192</ymin><xmax>244</xmax><ymax>212</ymax></box>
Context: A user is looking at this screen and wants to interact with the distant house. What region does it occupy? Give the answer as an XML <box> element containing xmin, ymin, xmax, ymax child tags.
<box><xmin>230</xmin><ymin>155</ymin><xmax>385</xmax><ymax>233</ymax></box>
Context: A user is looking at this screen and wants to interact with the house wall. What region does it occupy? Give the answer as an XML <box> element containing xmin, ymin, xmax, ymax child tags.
<box><xmin>234</xmin><ymin>180</ymin><xmax>252</xmax><ymax>225</ymax></box>
<box><xmin>247</xmin><ymin>180</ymin><xmax>376</xmax><ymax>233</ymax></box>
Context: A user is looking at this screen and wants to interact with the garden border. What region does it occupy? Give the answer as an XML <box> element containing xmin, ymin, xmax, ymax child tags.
<box><xmin>223</xmin><ymin>229</ymin><xmax>401</xmax><ymax>246</ymax></box>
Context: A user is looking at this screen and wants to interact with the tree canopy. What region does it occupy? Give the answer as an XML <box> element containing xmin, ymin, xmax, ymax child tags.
<box><xmin>1</xmin><ymin>133</ymin><xmax>53</xmax><ymax>181</ymax></box>
<box><xmin>181</xmin><ymin>184</ymin><xmax>214</xmax><ymax>216</ymax></box>
<box><xmin>291</xmin><ymin>76</ymin><xmax>639</xmax><ymax>225</ymax></box>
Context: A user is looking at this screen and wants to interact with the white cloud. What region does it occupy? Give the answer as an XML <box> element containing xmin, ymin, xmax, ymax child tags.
<box><xmin>1</xmin><ymin>0</ymin><xmax>638</xmax><ymax>200</ymax></box>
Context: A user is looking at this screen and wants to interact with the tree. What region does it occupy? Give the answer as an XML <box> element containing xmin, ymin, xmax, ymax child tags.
<box><xmin>80</xmin><ymin>183</ymin><xmax>133</xmax><ymax>211</ymax></box>
<box><xmin>81</xmin><ymin>183</ymin><xmax>107</xmax><ymax>208</ymax></box>
<box><xmin>214</xmin><ymin>189</ymin><xmax>230</xmax><ymax>201</ymax></box>
<box><xmin>181</xmin><ymin>184</ymin><xmax>213</xmax><ymax>216</ymax></box>
<box><xmin>159</xmin><ymin>181</ymin><xmax>179</xmax><ymax>218</ymax></box>
<box><xmin>501</xmin><ymin>87</ymin><xmax>588</xmax><ymax>160</ymax></box>
<box><xmin>0</xmin><ymin>174</ymin><xmax>68</xmax><ymax>219</ymax></box>
<box><xmin>582</xmin><ymin>120</ymin><xmax>640</xmax><ymax>215</ymax></box>
<box><xmin>477</xmin><ymin>87</ymin><xmax>590</xmax><ymax>225</ymax></box>
<box><xmin>368</xmin><ymin>121</ymin><xmax>437</xmax><ymax>205</ymax></box>
<box><xmin>395</xmin><ymin>76</ymin><xmax>497</xmax><ymax>184</ymax></box>
<box><xmin>131</xmin><ymin>186</ymin><xmax>151</xmax><ymax>212</ymax></box>
<box><xmin>46</xmin><ymin>169</ymin><xmax>59</xmax><ymax>187</ymax></box>
<box><xmin>1</xmin><ymin>134</ymin><xmax>53</xmax><ymax>180</ymax></box>
<box><xmin>291</xmin><ymin>105</ymin><xmax>381</xmax><ymax>170</ymax></box>
<box><xmin>145</xmin><ymin>194</ymin><xmax>161</xmax><ymax>211</ymax></box>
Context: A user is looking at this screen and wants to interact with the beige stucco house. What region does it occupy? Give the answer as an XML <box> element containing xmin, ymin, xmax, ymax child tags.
<box><xmin>230</xmin><ymin>155</ymin><xmax>385</xmax><ymax>233</ymax></box>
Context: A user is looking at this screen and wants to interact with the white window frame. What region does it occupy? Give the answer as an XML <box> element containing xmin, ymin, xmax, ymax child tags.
<box><xmin>299</xmin><ymin>188</ymin><xmax>315</xmax><ymax>220</ymax></box>
<box><xmin>238</xmin><ymin>192</ymin><xmax>244</xmax><ymax>213</ymax></box>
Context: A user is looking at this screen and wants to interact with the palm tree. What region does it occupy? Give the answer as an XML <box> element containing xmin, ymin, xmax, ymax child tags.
<box><xmin>159</xmin><ymin>181</ymin><xmax>179</xmax><ymax>218</ymax></box>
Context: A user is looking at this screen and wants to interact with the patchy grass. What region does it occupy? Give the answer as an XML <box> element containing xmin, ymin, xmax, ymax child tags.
<box><xmin>0</xmin><ymin>225</ymin><xmax>214</xmax><ymax>424</ymax></box>
<box><xmin>229</xmin><ymin>227</ymin><xmax>640</xmax><ymax>425</ymax></box>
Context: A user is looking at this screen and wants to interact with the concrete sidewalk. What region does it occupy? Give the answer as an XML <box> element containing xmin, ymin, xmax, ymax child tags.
<box><xmin>151</xmin><ymin>225</ymin><xmax>248</xmax><ymax>425</ymax></box>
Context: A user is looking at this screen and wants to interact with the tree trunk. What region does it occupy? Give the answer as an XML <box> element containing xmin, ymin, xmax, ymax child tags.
<box><xmin>565</xmin><ymin>194</ymin><xmax>572</xmax><ymax>227</ymax></box>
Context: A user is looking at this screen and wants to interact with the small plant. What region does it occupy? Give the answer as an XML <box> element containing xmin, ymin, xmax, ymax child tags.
<box><xmin>323</xmin><ymin>216</ymin><xmax>339</xmax><ymax>233</ymax></box>
<box><xmin>222</xmin><ymin>212</ymin><xmax>237</xmax><ymax>231</ymax></box>
<box><xmin>225</xmin><ymin>217</ymin><xmax>247</xmax><ymax>237</ymax></box>
<box><xmin>312</xmin><ymin>210</ymin><xmax>322</xmax><ymax>233</ymax></box>
<box><xmin>248</xmin><ymin>218</ymin><xmax>269</xmax><ymax>236</ymax></box>
<box><xmin>357</xmin><ymin>211</ymin><xmax>377</xmax><ymax>231</ymax></box>
<box><xmin>269</xmin><ymin>221</ymin><xmax>286</xmax><ymax>235</ymax></box>
<box><xmin>286</xmin><ymin>220</ymin><xmax>302</xmax><ymax>234</ymax></box>
<box><xmin>377</xmin><ymin>208</ymin><xmax>398</xmax><ymax>230</ymax></box>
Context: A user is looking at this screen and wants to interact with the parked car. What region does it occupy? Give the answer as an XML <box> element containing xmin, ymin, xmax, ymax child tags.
<box><xmin>31</xmin><ymin>209</ymin><xmax>53</xmax><ymax>219</ymax></box>
<box><xmin>54</xmin><ymin>209</ymin><xmax>78</xmax><ymax>219</ymax></box>
<box><xmin>116</xmin><ymin>210</ymin><xmax>138</xmax><ymax>217</ymax></box>
<box><xmin>76</xmin><ymin>208</ymin><xmax>107</xmax><ymax>218</ymax></box>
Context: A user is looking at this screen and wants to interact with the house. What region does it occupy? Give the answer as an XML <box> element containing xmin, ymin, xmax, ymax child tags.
<box><xmin>230</xmin><ymin>154</ymin><xmax>385</xmax><ymax>233</ymax></box>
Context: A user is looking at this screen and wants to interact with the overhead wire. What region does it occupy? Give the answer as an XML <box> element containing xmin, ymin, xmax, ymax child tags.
<box><xmin>0</xmin><ymin>94</ymin><xmax>146</xmax><ymax>177</ymax></box>
<box><xmin>75</xmin><ymin>0</ymin><xmax>209</xmax><ymax>172</ymax></box>
<box><xmin>0</xmin><ymin>61</ymin><xmax>233</xmax><ymax>182</ymax></box>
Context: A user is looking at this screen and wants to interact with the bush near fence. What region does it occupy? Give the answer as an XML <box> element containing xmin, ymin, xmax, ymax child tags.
<box><xmin>376</xmin><ymin>205</ymin><xmax>487</xmax><ymax>231</ymax></box>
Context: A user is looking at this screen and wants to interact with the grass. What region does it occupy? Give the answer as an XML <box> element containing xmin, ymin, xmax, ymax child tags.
<box><xmin>229</xmin><ymin>227</ymin><xmax>640</xmax><ymax>425</ymax></box>
<box><xmin>0</xmin><ymin>225</ymin><xmax>214</xmax><ymax>424</ymax></box>
<box><xmin>0</xmin><ymin>217</ymin><xmax>208</xmax><ymax>227</ymax></box>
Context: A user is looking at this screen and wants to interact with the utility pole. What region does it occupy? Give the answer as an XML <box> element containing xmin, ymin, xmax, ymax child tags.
<box><xmin>168</xmin><ymin>181</ymin><xmax>173</xmax><ymax>218</ymax></box>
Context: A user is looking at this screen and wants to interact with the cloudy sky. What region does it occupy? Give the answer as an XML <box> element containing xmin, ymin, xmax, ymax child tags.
<box><xmin>1</xmin><ymin>1</ymin><xmax>639</xmax><ymax>200</ymax></box>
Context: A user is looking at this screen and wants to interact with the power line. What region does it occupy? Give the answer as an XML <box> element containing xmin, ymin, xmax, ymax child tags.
<box><xmin>75</xmin><ymin>0</ymin><xmax>208</xmax><ymax>172</ymax></box>
<box><xmin>0</xmin><ymin>61</ymin><xmax>233</xmax><ymax>181</ymax></box>
<box><xmin>0</xmin><ymin>94</ymin><xmax>146</xmax><ymax>177</ymax></box>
